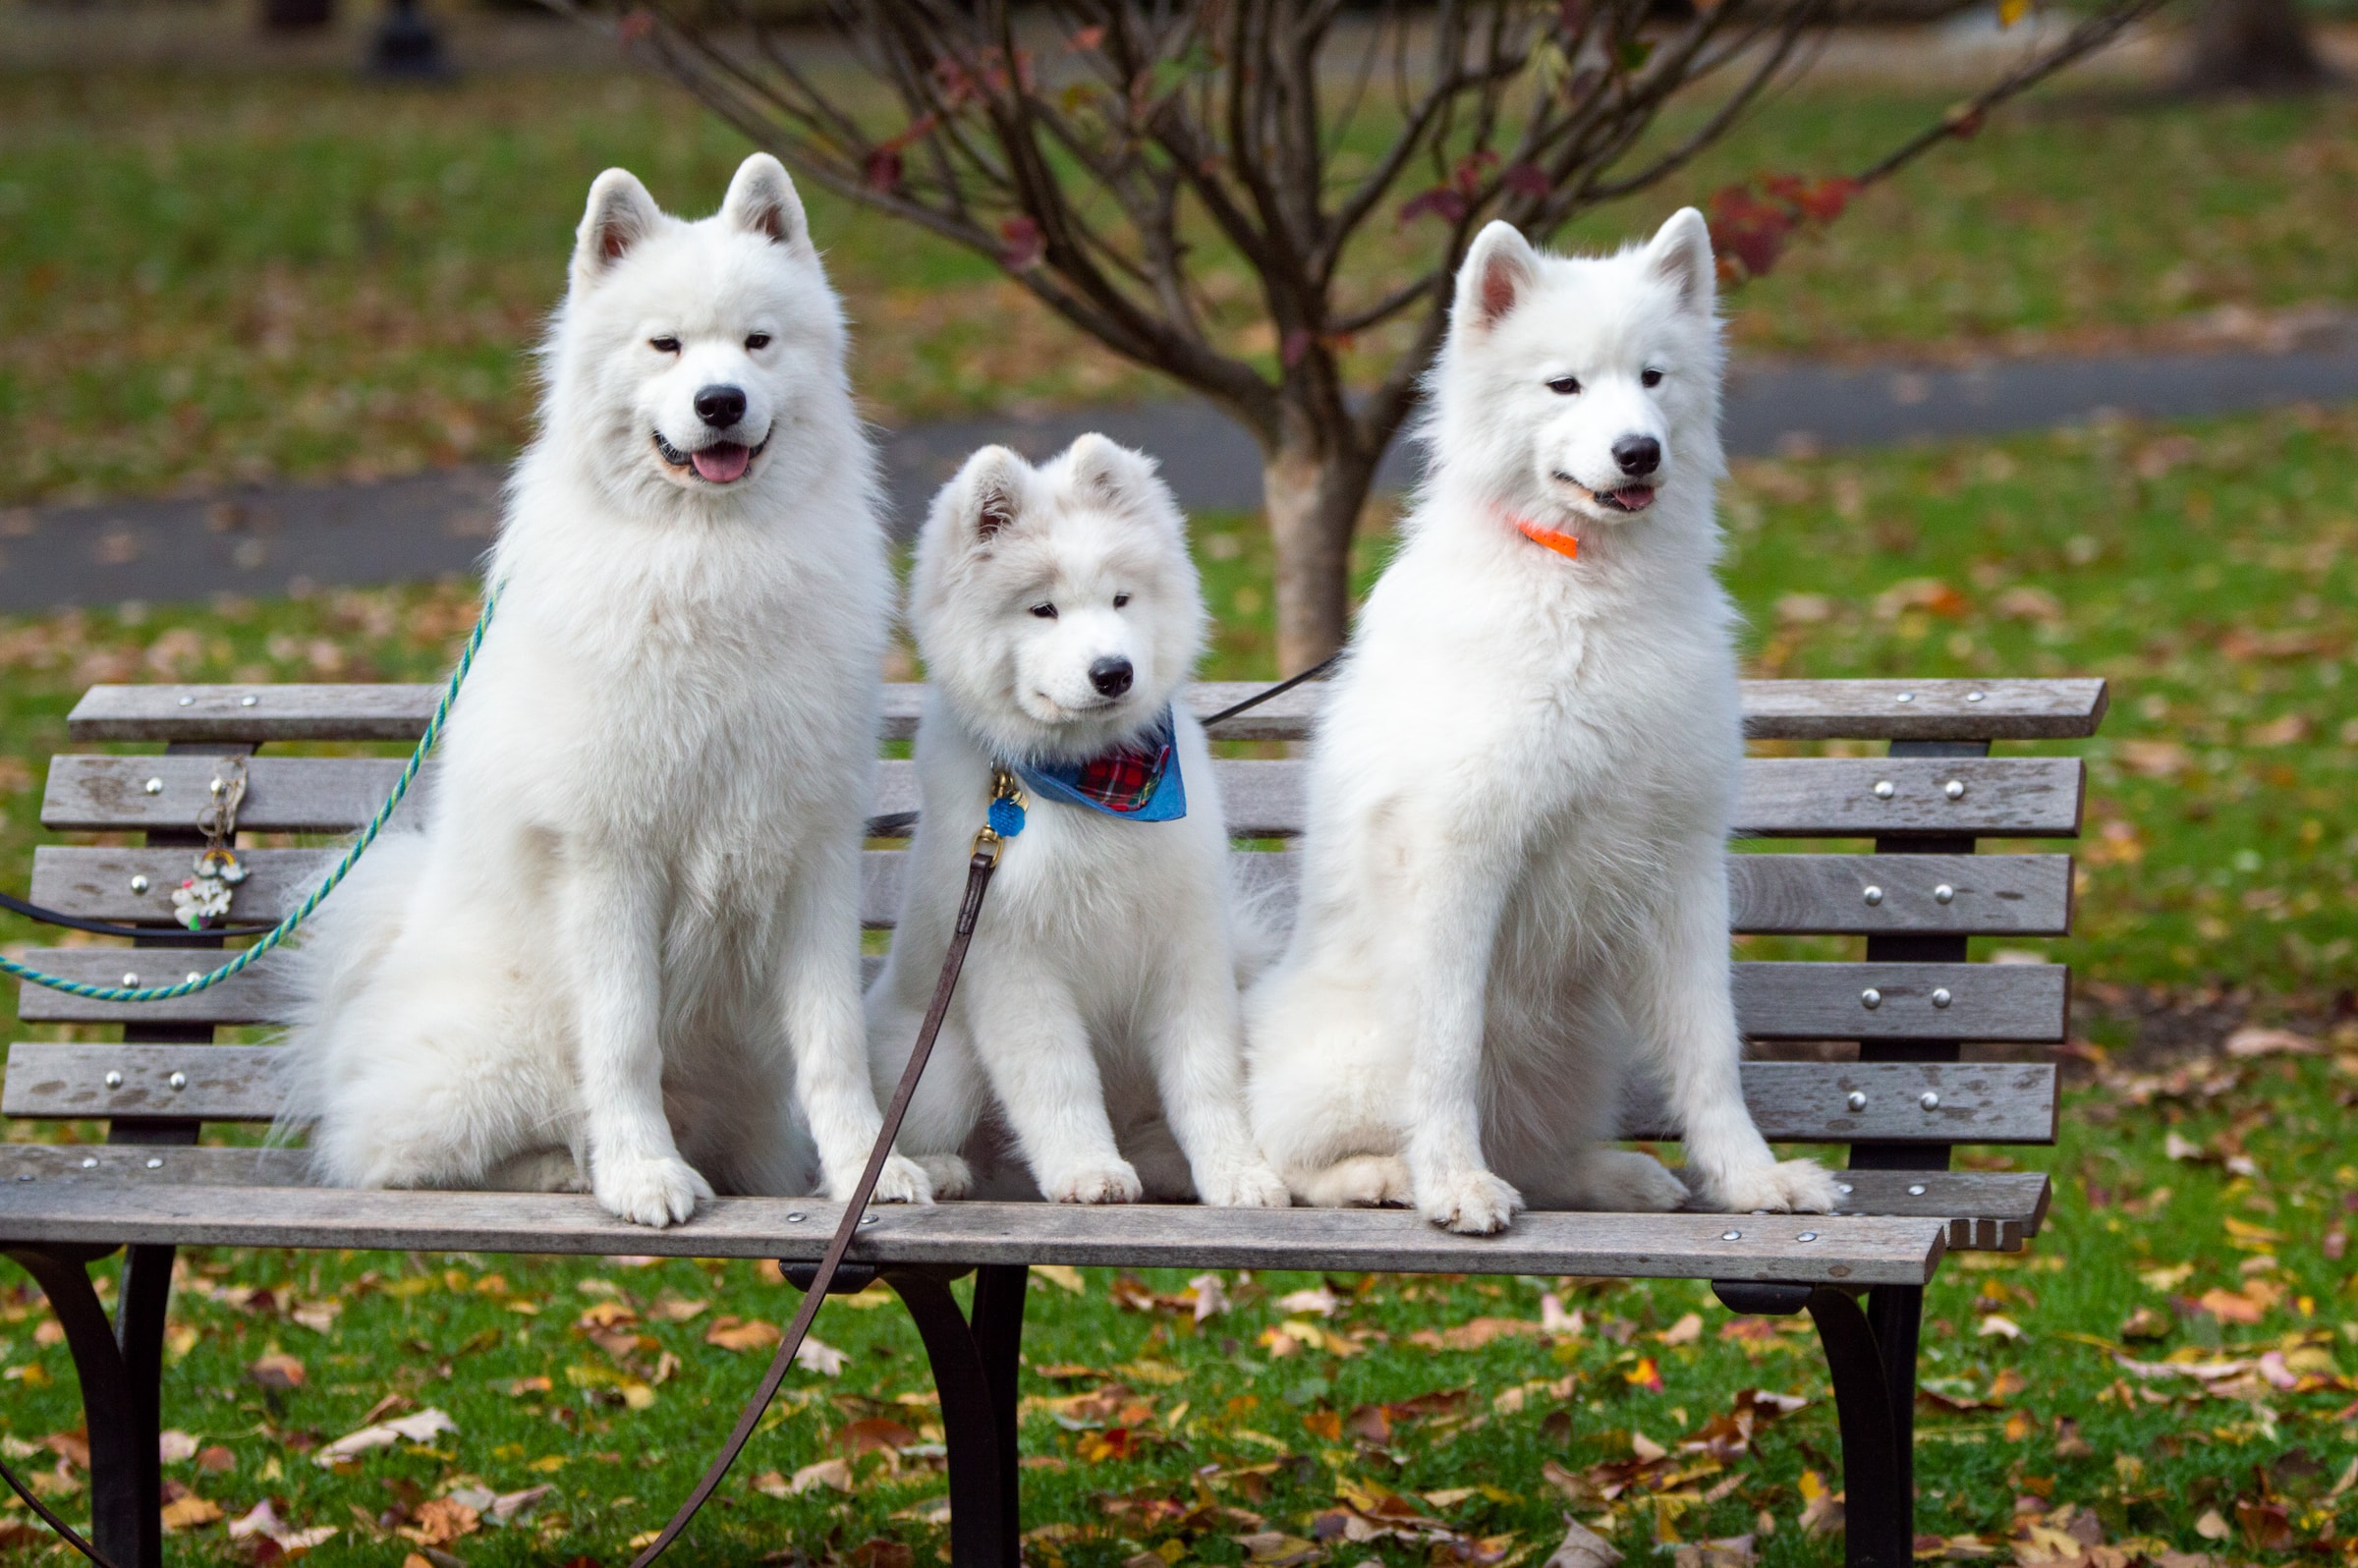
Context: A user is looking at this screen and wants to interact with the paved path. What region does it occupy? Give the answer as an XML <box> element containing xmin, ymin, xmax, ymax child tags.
<box><xmin>7</xmin><ymin>335</ymin><xmax>2357</xmax><ymax>612</ymax></box>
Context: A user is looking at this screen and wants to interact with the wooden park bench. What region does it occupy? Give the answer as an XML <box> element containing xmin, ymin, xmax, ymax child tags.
<box><xmin>0</xmin><ymin>674</ymin><xmax>2105</xmax><ymax>1568</ymax></box>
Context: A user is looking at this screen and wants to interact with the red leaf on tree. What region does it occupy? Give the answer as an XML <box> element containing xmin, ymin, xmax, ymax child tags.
<box><xmin>999</xmin><ymin>215</ymin><xmax>1045</xmax><ymax>271</ymax></box>
<box><xmin>1398</xmin><ymin>186</ymin><xmax>1468</xmax><ymax>227</ymax></box>
<box><xmin>866</xmin><ymin>147</ymin><xmax>904</xmax><ymax>193</ymax></box>
<box><xmin>1068</xmin><ymin>24</ymin><xmax>1105</xmax><ymax>51</ymax></box>
<box><xmin>615</xmin><ymin>8</ymin><xmax>653</xmax><ymax>44</ymax></box>
<box><xmin>1279</xmin><ymin>329</ymin><xmax>1316</xmax><ymax>368</ymax></box>
<box><xmin>1502</xmin><ymin>162</ymin><xmax>1551</xmax><ymax>198</ymax></box>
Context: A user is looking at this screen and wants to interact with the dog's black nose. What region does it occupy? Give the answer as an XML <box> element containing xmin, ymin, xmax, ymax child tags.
<box><xmin>695</xmin><ymin>384</ymin><xmax>748</xmax><ymax>429</ymax></box>
<box><xmin>1612</xmin><ymin>435</ymin><xmax>1661</xmax><ymax>476</ymax></box>
<box><xmin>1089</xmin><ymin>656</ymin><xmax>1134</xmax><ymax>699</ymax></box>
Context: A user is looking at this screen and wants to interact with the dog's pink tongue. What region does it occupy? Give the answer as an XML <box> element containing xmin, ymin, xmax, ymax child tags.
<box><xmin>692</xmin><ymin>443</ymin><xmax>751</xmax><ymax>483</ymax></box>
<box><xmin>1615</xmin><ymin>485</ymin><xmax>1656</xmax><ymax>511</ymax></box>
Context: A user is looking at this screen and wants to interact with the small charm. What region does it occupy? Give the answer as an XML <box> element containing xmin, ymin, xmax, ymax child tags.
<box><xmin>172</xmin><ymin>874</ymin><xmax>234</xmax><ymax>931</ymax></box>
<box><xmin>193</xmin><ymin>846</ymin><xmax>249</xmax><ymax>886</ymax></box>
<box><xmin>987</xmin><ymin>795</ymin><xmax>1027</xmax><ymax>839</ymax></box>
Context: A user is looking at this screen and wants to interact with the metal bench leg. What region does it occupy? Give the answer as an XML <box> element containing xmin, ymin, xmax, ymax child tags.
<box><xmin>6</xmin><ymin>1245</ymin><xmax>162</xmax><ymax>1568</ymax></box>
<box><xmin>1866</xmin><ymin>1284</ymin><xmax>1921</xmax><ymax>1512</ymax></box>
<box><xmin>967</xmin><ymin>1263</ymin><xmax>1028</xmax><ymax>1559</ymax></box>
<box><xmin>883</xmin><ymin>1268</ymin><xmax>1018</xmax><ymax>1568</ymax></box>
<box><xmin>1806</xmin><ymin>1285</ymin><xmax>1912</xmax><ymax>1568</ymax></box>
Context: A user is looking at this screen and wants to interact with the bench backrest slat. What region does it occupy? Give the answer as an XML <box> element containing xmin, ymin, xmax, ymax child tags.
<box><xmin>42</xmin><ymin>754</ymin><xmax>2087</xmax><ymax>841</ymax></box>
<box><xmin>33</xmin><ymin>845</ymin><xmax>2073</xmax><ymax>938</ymax></box>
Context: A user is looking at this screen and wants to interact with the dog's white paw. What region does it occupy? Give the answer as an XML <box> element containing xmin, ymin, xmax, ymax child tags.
<box><xmin>1418</xmin><ymin>1166</ymin><xmax>1524</xmax><ymax>1235</ymax></box>
<box><xmin>1041</xmin><ymin>1161</ymin><xmax>1143</xmax><ymax>1204</ymax></box>
<box><xmin>868</xmin><ymin>1153</ymin><xmax>938</xmax><ymax>1206</ymax></box>
<box><xmin>593</xmin><ymin>1150</ymin><xmax>714</xmax><ymax>1229</ymax></box>
<box><xmin>1292</xmin><ymin>1153</ymin><xmax>1414</xmax><ymax>1208</ymax></box>
<box><xmin>1703</xmin><ymin>1157</ymin><xmax>1841</xmax><ymax>1214</ymax></box>
<box><xmin>1196</xmin><ymin>1155</ymin><xmax>1292</xmax><ymax>1209</ymax></box>
<box><xmin>1583</xmin><ymin>1148</ymin><xmax>1691</xmax><ymax>1212</ymax></box>
<box><xmin>913</xmin><ymin>1153</ymin><xmax>973</xmax><ymax>1201</ymax></box>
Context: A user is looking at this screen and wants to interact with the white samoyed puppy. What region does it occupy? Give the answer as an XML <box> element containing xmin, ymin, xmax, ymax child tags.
<box><xmin>1244</xmin><ymin>211</ymin><xmax>1839</xmax><ymax>1235</ymax></box>
<box><xmin>867</xmin><ymin>435</ymin><xmax>1289</xmax><ymax>1210</ymax></box>
<box><xmin>276</xmin><ymin>153</ymin><xmax>933</xmax><ymax>1227</ymax></box>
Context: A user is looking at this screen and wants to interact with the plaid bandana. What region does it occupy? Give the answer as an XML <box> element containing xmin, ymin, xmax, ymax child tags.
<box><xmin>1012</xmin><ymin>708</ymin><xmax>1187</xmax><ymax>822</ymax></box>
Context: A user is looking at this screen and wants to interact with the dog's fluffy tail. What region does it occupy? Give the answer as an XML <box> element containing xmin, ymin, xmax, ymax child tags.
<box><xmin>267</xmin><ymin>829</ymin><xmax>434</xmax><ymax>1146</ymax></box>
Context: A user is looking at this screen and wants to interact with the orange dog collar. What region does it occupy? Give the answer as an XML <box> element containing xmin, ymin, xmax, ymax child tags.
<box><xmin>1506</xmin><ymin>513</ymin><xmax>1580</xmax><ymax>561</ymax></box>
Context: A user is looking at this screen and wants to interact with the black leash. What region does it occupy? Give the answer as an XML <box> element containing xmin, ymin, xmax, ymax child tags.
<box><xmin>1202</xmin><ymin>653</ymin><xmax>1339</xmax><ymax>728</ymax></box>
<box><xmin>0</xmin><ymin>889</ymin><xmax>275</xmax><ymax>942</ymax></box>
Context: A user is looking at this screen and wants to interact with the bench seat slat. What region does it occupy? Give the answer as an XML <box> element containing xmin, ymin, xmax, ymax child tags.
<box><xmin>41</xmin><ymin>754</ymin><xmax>2085</xmax><ymax>840</ymax></box>
<box><xmin>0</xmin><ymin>1145</ymin><xmax>2043</xmax><ymax>1252</ymax></box>
<box><xmin>3</xmin><ymin>1045</ymin><xmax>2057</xmax><ymax>1146</ymax></box>
<box><xmin>70</xmin><ymin>678</ymin><xmax>2108</xmax><ymax>746</ymax></box>
<box><xmin>0</xmin><ymin>1149</ymin><xmax>1945</xmax><ymax>1282</ymax></box>
<box><xmin>33</xmin><ymin>846</ymin><xmax>2073</xmax><ymax>938</ymax></box>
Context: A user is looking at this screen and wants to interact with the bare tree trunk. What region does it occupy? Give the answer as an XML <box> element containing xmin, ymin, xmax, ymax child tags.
<box><xmin>2185</xmin><ymin>0</ymin><xmax>2330</xmax><ymax>91</ymax></box>
<box><xmin>1262</xmin><ymin>429</ymin><xmax>1378</xmax><ymax>676</ymax></box>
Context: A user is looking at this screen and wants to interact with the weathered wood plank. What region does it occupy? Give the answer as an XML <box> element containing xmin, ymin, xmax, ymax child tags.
<box><xmin>36</xmin><ymin>845</ymin><xmax>2072</xmax><ymax>940</ymax></box>
<box><xmin>71</xmin><ymin>678</ymin><xmax>2107</xmax><ymax>745</ymax></box>
<box><xmin>13</xmin><ymin>944</ymin><xmax>2062</xmax><ymax>1039</ymax></box>
<box><xmin>6</xmin><ymin>1044</ymin><xmax>2056</xmax><ymax>1148</ymax></box>
<box><xmin>0</xmin><ymin>1144</ymin><xmax>2042</xmax><ymax>1251</ymax></box>
<box><xmin>0</xmin><ymin>1159</ymin><xmax>1945</xmax><ymax>1283</ymax></box>
<box><xmin>45</xmin><ymin>753</ymin><xmax>2082</xmax><ymax>842</ymax></box>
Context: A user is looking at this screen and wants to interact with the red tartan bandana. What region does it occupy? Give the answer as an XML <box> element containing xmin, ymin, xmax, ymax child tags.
<box><xmin>1010</xmin><ymin>708</ymin><xmax>1188</xmax><ymax>822</ymax></box>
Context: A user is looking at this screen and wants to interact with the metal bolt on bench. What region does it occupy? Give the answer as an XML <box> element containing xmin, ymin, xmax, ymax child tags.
<box><xmin>1</xmin><ymin>674</ymin><xmax>2104</xmax><ymax>1568</ymax></box>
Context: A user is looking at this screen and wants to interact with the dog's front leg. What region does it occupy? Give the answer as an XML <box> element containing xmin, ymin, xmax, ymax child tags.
<box><xmin>1393</xmin><ymin>818</ymin><xmax>1526</xmax><ymax>1235</ymax></box>
<box><xmin>781</xmin><ymin>843</ymin><xmax>934</xmax><ymax>1206</ymax></box>
<box><xmin>965</xmin><ymin>969</ymin><xmax>1138</xmax><ymax>1204</ymax></box>
<box><xmin>1148</xmin><ymin>957</ymin><xmax>1288</xmax><ymax>1208</ymax></box>
<box><xmin>1628</xmin><ymin>850</ymin><xmax>1837</xmax><ymax>1214</ymax></box>
<box><xmin>560</xmin><ymin>848</ymin><xmax>714</xmax><ymax>1227</ymax></box>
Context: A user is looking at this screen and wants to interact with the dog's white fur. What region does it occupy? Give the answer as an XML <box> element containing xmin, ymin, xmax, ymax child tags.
<box><xmin>867</xmin><ymin>436</ymin><xmax>1288</xmax><ymax>1210</ymax></box>
<box><xmin>276</xmin><ymin>153</ymin><xmax>931</xmax><ymax>1227</ymax></box>
<box><xmin>1244</xmin><ymin>211</ymin><xmax>1839</xmax><ymax>1235</ymax></box>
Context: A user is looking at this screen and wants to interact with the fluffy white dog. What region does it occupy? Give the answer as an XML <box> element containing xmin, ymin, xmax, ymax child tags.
<box><xmin>867</xmin><ymin>435</ymin><xmax>1288</xmax><ymax>1210</ymax></box>
<box><xmin>1245</xmin><ymin>211</ymin><xmax>1839</xmax><ymax>1235</ymax></box>
<box><xmin>277</xmin><ymin>153</ymin><xmax>931</xmax><ymax>1227</ymax></box>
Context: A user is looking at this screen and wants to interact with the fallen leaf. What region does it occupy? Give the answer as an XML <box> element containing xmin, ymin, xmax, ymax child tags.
<box><xmin>2195</xmin><ymin>1288</ymin><xmax>2266</xmax><ymax>1324</ymax></box>
<box><xmin>1187</xmin><ymin>1274</ymin><xmax>1232</xmax><ymax>1321</ymax></box>
<box><xmin>313</xmin><ymin>1408</ymin><xmax>458</xmax><ymax>1467</ymax></box>
<box><xmin>1273</xmin><ymin>1286</ymin><xmax>1339</xmax><ymax>1318</ymax></box>
<box><xmin>2120</xmin><ymin>1307</ymin><xmax>2171</xmax><ymax>1341</ymax></box>
<box><xmin>646</xmin><ymin>1294</ymin><xmax>708</xmax><ymax>1323</ymax></box>
<box><xmin>797</xmin><ymin>1336</ymin><xmax>849</xmax><ymax>1376</ymax></box>
<box><xmin>1230</xmin><ymin>1531</ymin><xmax>1324</xmax><ymax>1566</ymax></box>
<box><xmin>196</xmin><ymin>1445</ymin><xmax>234</xmax><ymax>1473</ymax></box>
<box><xmin>160</xmin><ymin>1494</ymin><xmax>224</xmax><ymax>1531</ymax></box>
<box><xmin>2234</xmin><ymin>1500</ymin><xmax>2292</xmax><ymax>1551</ymax></box>
<box><xmin>1408</xmin><ymin>1316</ymin><xmax>1547</xmax><ymax>1351</ymax></box>
<box><xmin>788</xmin><ymin>1457</ymin><xmax>855</xmax><ymax>1494</ymax></box>
<box><xmin>837</xmin><ymin>1418</ymin><xmax>919</xmax><ymax>1457</ymax></box>
<box><xmin>1655</xmin><ymin>1313</ymin><xmax>1704</xmax><ymax>1346</ymax></box>
<box><xmin>248</xmin><ymin>1353</ymin><xmax>307</xmax><ymax>1390</ymax></box>
<box><xmin>2194</xmin><ymin>1509</ymin><xmax>2231</xmax><ymax>1541</ymax></box>
<box><xmin>397</xmin><ymin>1497</ymin><xmax>480</xmax><ymax>1547</ymax></box>
<box><xmin>705</xmin><ymin>1316</ymin><xmax>784</xmax><ymax>1352</ymax></box>
<box><xmin>1545</xmin><ymin>1518</ymin><xmax>1624</xmax><ymax>1568</ymax></box>
<box><xmin>1673</xmin><ymin>1537</ymin><xmax>1756</xmax><ymax>1568</ymax></box>
<box><xmin>158</xmin><ymin>1430</ymin><xmax>198</xmax><ymax>1464</ymax></box>
<box><xmin>1976</xmin><ymin>1315</ymin><xmax>2023</xmax><ymax>1341</ymax></box>
<box><xmin>1631</xmin><ymin>1429</ymin><xmax>1669</xmax><ymax>1461</ymax></box>
<box><xmin>1033</xmin><ymin>1264</ymin><xmax>1087</xmax><ymax>1295</ymax></box>
<box><xmin>2223</xmin><ymin>1026</ymin><xmax>2322</xmax><ymax>1059</ymax></box>
<box><xmin>1625</xmin><ymin>1356</ymin><xmax>1665</xmax><ymax>1392</ymax></box>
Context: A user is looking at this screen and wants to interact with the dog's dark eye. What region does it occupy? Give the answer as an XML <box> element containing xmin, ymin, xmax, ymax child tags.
<box><xmin>1641</xmin><ymin>368</ymin><xmax>1663</xmax><ymax>388</ymax></box>
<box><xmin>745</xmin><ymin>333</ymin><xmax>771</xmax><ymax>351</ymax></box>
<box><xmin>1030</xmin><ymin>603</ymin><xmax>1057</xmax><ymax>620</ymax></box>
<box><xmin>1112</xmin><ymin>592</ymin><xmax>1130</xmax><ymax>609</ymax></box>
<box><xmin>649</xmin><ymin>336</ymin><xmax>681</xmax><ymax>355</ymax></box>
<box><xmin>1546</xmin><ymin>375</ymin><xmax>1582</xmax><ymax>395</ymax></box>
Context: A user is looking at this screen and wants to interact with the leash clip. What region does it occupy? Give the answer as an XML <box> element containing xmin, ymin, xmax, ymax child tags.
<box><xmin>973</xmin><ymin>766</ymin><xmax>1027</xmax><ymax>864</ymax></box>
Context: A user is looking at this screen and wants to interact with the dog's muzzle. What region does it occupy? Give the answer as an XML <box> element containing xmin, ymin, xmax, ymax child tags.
<box><xmin>654</xmin><ymin>429</ymin><xmax>770</xmax><ymax>485</ymax></box>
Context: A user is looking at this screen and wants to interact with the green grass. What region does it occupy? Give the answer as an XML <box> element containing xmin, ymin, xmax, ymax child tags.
<box><xmin>5</xmin><ymin>65</ymin><xmax>2358</xmax><ymax>504</ymax></box>
<box><xmin>3</xmin><ymin>406</ymin><xmax>2356</xmax><ymax>1559</ymax></box>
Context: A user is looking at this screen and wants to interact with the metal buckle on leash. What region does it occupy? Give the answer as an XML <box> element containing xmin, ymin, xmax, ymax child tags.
<box><xmin>972</xmin><ymin>766</ymin><xmax>1027</xmax><ymax>865</ymax></box>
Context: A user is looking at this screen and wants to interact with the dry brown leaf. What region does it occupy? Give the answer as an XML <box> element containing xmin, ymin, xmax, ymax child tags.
<box><xmin>398</xmin><ymin>1497</ymin><xmax>480</xmax><ymax>1546</ymax></box>
<box><xmin>1544</xmin><ymin>1518</ymin><xmax>1624</xmax><ymax>1568</ymax></box>
<box><xmin>705</xmin><ymin>1316</ymin><xmax>784</xmax><ymax>1352</ymax></box>
<box><xmin>248</xmin><ymin>1353</ymin><xmax>306</xmax><ymax>1390</ymax></box>
<box><xmin>159</xmin><ymin>1494</ymin><xmax>224</xmax><ymax>1531</ymax></box>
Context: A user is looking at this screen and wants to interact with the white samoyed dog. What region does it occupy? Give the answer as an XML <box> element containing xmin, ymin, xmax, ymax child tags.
<box><xmin>866</xmin><ymin>436</ymin><xmax>1289</xmax><ymax>1210</ymax></box>
<box><xmin>276</xmin><ymin>153</ymin><xmax>933</xmax><ymax>1227</ymax></box>
<box><xmin>1243</xmin><ymin>211</ymin><xmax>1839</xmax><ymax>1235</ymax></box>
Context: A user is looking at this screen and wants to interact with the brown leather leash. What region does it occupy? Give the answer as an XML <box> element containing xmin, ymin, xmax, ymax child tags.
<box><xmin>629</xmin><ymin>829</ymin><xmax>1005</xmax><ymax>1566</ymax></box>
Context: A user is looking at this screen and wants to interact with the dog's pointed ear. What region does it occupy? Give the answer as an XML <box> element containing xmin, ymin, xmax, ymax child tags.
<box><xmin>721</xmin><ymin>153</ymin><xmax>809</xmax><ymax>250</ymax></box>
<box><xmin>1455</xmin><ymin>221</ymin><xmax>1539</xmax><ymax>334</ymax></box>
<box><xmin>1063</xmin><ymin>433</ymin><xmax>1160</xmax><ymax>514</ymax></box>
<box><xmin>1645</xmin><ymin>207</ymin><xmax>1715</xmax><ymax>314</ymax></box>
<box><xmin>956</xmin><ymin>446</ymin><xmax>1031</xmax><ymax>545</ymax></box>
<box><xmin>573</xmin><ymin>168</ymin><xmax>662</xmax><ymax>285</ymax></box>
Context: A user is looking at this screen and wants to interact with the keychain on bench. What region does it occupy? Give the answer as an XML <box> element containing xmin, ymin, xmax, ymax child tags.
<box><xmin>171</xmin><ymin>758</ymin><xmax>250</xmax><ymax>933</ymax></box>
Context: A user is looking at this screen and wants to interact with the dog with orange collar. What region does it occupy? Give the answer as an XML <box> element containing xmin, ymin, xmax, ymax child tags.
<box><xmin>1245</xmin><ymin>212</ymin><xmax>1839</xmax><ymax>1234</ymax></box>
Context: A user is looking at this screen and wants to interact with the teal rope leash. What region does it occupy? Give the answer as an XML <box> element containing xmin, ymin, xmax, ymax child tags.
<box><xmin>0</xmin><ymin>582</ymin><xmax>501</xmax><ymax>1004</ymax></box>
